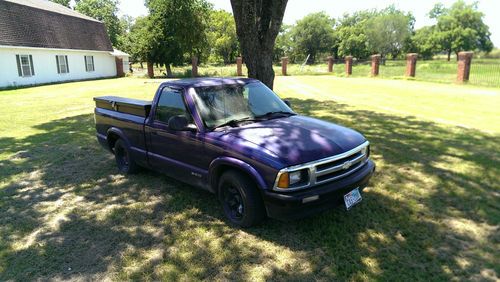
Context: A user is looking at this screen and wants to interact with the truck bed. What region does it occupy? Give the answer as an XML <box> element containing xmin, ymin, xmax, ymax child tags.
<box><xmin>94</xmin><ymin>96</ymin><xmax>150</xmax><ymax>167</ymax></box>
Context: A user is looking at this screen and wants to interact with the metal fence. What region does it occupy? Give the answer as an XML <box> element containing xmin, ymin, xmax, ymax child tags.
<box><xmin>469</xmin><ymin>59</ymin><xmax>500</xmax><ymax>88</ymax></box>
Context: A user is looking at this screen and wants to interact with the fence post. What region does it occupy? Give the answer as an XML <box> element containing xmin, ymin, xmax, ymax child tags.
<box><xmin>147</xmin><ymin>62</ymin><xmax>154</xmax><ymax>78</ymax></box>
<box><xmin>191</xmin><ymin>56</ymin><xmax>198</xmax><ymax>77</ymax></box>
<box><xmin>406</xmin><ymin>53</ymin><xmax>418</xmax><ymax>77</ymax></box>
<box><xmin>371</xmin><ymin>54</ymin><xmax>381</xmax><ymax>76</ymax></box>
<box><xmin>345</xmin><ymin>56</ymin><xmax>353</xmax><ymax>76</ymax></box>
<box><xmin>281</xmin><ymin>57</ymin><xmax>288</xmax><ymax>76</ymax></box>
<box><xmin>236</xmin><ymin>57</ymin><xmax>243</xmax><ymax>76</ymax></box>
<box><xmin>327</xmin><ymin>56</ymin><xmax>334</xmax><ymax>72</ymax></box>
<box><xmin>457</xmin><ymin>51</ymin><xmax>473</xmax><ymax>83</ymax></box>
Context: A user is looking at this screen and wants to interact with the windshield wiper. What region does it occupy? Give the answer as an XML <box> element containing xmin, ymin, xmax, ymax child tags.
<box><xmin>213</xmin><ymin>117</ymin><xmax>259</xmax><ymax>129</ymax></box>
<box><xmin>255</xmin><ymin>111</ymin><xmax>296</xmax><ymax>119</ymax></box>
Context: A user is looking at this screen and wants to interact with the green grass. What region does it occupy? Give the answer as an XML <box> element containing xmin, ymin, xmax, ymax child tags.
<box><xmin>138</xmin><ymin>58</ymin><xmax>500</xmax><ymax>88</ymax></box>
<box><xmin>0</xmin><ymin>77</ymin><xmax>499</xmax><ymax>280</ymax></box>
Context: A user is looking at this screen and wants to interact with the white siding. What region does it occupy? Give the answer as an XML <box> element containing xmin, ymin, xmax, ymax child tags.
<box><xmin>0</xmin><ymin>46</ymin><xmax>117</xmax><ymax>88</ymax></box>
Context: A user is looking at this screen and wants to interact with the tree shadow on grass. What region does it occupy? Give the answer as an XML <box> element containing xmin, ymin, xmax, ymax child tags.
<box><xmin>0</xmin><ymin>98</ymin><xmax>498</xmax><ymax>280</ymax></box>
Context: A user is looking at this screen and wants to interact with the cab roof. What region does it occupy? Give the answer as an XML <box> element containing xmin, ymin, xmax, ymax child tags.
<box><xmin>160</xmin><ymin>77</ymin><xmax>260</xmax><ymax>88</ymax></box>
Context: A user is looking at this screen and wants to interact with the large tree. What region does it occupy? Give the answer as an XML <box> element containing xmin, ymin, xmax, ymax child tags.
<box><xmin>365</xmin><ymin>7</ymin><xmax>414</xmax><ymax>59</ymax></box>
<box><xmin>75</xmin><ymin>0</ymin><xmax>123</xmax><ymax>47</ymax></box>
<box><xmin>335</xmin><ymin>11</ymin><xmax>374</xmax><ymax>59</ymax></box>
<box><xmin>145</xmin><ymin>0</ymin><xmax>211</xmax><ymax>75</ymax></box>
<box><xmin>206</xmin><ymin>10</ymin><xmax>239</xmax><ymax>64</ymax></box>
<box><xmin>407</xmin><ymin>26</ymin><xmax>441</xmax><ymax>59</ymax></box>
<box><xmin>291</xmin><ymin>12</ymin><xmax>336</xmax><ymax>64</ymax></box>
<box><xmin>230</xmin><ymin>0</ymin><xmax>288</xmax><ymax>89</ymax></box>
<box><xmin>431</xmin><ymin>1</ymin><xmax>493</xmax><ymax>61</ymax></box>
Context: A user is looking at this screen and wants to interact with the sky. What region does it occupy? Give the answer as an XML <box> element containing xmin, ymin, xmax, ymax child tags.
<box><xmin>117</xmin><ymin>0</ymin><xmax>500</xmax><ymax>47</ymax></box>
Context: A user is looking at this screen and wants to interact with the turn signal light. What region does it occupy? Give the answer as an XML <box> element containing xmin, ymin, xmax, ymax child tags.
<box><xmin>277</xmin><ymin>172</ymin><xmax>289</xmax><ymax>188</ymax></box>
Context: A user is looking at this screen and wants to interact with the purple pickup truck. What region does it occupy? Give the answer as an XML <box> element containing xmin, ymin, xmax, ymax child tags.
<box><xmin>94</xmin><ymin>78</ymin><xmax>375</xmax><ymax>227</ymax></box>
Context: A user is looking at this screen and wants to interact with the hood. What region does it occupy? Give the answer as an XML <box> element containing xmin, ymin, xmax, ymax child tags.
<box><xmin>225</xmin><ymin>115</ymin><xmax>366</xmax><ymax>166</ymax></box>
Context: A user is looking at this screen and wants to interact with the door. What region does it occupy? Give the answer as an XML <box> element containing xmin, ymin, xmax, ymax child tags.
<box><xmin>146</xmin><ymin>86</ymin><xmax>208</xmax><ymax>188</ymax></box>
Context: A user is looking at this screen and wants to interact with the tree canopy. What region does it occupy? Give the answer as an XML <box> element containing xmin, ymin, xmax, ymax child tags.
<box><xmin>111</xmin><ymin>0</ymin><xmax>494</xmax><ymax>76</ymax></box>
<box><xmin>128</xmin><ymin>0</ymin><xmax>212</xmax><ymax>75</ymax></box>
<box><xmin>365</xmin><ymin>7</ymin><xmax>414</xmax><ymax>58</ymax></box>
<box><xmin>206</xmin><ymin>10</ymin><xmax>239</xmax><ymax>64</ymax></box>
<box><xmin>290</xmin><ymin>12</ymin><xmax>336</xmax><ymax>63</ymax></box>
<box><xmin>430</xmin><ymin>0</ymin><xmax>493</xmax><ymax>60</ymax></box>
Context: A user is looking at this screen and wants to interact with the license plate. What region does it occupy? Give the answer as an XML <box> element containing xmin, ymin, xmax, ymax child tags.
<box><xmin>344</xmin><ymin>188</ymin><xmax>362</xmax><ymax>210</ymax></box>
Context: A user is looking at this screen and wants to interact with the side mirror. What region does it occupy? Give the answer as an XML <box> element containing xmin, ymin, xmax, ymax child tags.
<box><xmin>168</xmin><ymin>115</ymin><xmax>196</xmax><ymax>131</ymax></box>
<box><xmin>283</xmin><ymin>99</ymin><xmax>292</xmax><ymax>108</ymax></box>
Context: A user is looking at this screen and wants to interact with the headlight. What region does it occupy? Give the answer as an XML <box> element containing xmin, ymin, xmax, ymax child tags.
<box><xmin>276</xmin><ymin>169</ymin><xmax>309</xmax><ymax>189</ymax></box>
<box><xmin>289</xmin><ymin>171</ymin><xmax>302</xmax><ymax>185</ymax></box>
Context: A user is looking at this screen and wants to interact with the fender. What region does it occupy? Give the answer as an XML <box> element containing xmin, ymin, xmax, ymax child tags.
<box><xmin>106</xmin><ymin>127</ymin><xmax>132</xmax><ymax>149</ymax></box>
<box><xmin>209</xmin><ymin>157</ymin><xmax>268</xmax><ymax>193</ymax></box>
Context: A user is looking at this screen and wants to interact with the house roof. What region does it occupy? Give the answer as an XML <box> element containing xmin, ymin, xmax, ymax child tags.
<box><xmin>110</xmin><ymin>49</ymin><xmax>130</xmax><ymax>57</ymax></box>
<box><xmin>0</xmin><ymin>0</ymin><xmax>113</xmax><ymax>51</ymax></box>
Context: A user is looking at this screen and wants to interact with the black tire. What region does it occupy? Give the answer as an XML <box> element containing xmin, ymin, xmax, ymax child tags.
<box><xmin>114</xmin><ymin>139</ymin><xmax>139</xmax><ymax>174</ymax></box>
<box><xmin>218</xmin><ymin>170</ymin><xmax>266</xmax><ymax>227</ymax></box>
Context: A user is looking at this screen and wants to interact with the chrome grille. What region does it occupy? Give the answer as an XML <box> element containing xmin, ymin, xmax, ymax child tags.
<box><xmin>314</xmin><ymin>150</ymin><xmax>366</xmax><ymax>184</ymax></box>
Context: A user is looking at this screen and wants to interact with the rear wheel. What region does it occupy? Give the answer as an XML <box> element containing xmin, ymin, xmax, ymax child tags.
<box><xmin>219</xmin><ymin>171</ymin><xmax>265</xmax><ymax>227</ymax></box>
<box><xmin>114</xmin><ymin>139</ymin><xmax>139</xmax><ymax>174</ymax></box>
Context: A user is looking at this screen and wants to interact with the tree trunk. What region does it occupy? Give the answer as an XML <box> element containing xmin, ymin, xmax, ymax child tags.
<box><xmin>230</xmin><ymin>0</ymin><xmax>288</xmax><ymax>90</ymax></box>
<box><xmin>447</xmin><ymin>50</ymin><xmax>451</xmax><ymax>61</ymax></box>
<box><xmin>166</xmin><ymin>64</ymin><xmax>173</xmax><ymax>77</ymax></box>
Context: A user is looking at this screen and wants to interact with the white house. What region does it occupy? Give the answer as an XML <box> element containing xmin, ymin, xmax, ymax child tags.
<box><xmin>0</xmin><ymin>0</ymin><xmax>130</xmax><ymax>88</ymax></box>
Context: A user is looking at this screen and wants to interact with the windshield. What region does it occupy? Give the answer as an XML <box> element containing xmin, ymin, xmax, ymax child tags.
<box><xmin>193</xmin><ymin>81</ymin><xmax>294</xmax><ymax>129</ymax></box>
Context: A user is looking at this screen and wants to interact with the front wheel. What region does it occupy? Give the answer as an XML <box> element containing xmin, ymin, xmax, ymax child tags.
<box><xmin>218</xmin><ymin>171</ymin><xmax>265</xmax><ymax>227</ymax></box>
<box><xmin>114</xmin><ymin>139</ymin><xmax>139</xmax><ymax>174</ymax></box>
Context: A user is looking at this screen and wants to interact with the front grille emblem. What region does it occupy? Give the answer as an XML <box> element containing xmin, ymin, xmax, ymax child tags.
<box><xmin>342</xmin><ymin>160</ymin><xmax>352</xmax><ymax>170</ymax></box>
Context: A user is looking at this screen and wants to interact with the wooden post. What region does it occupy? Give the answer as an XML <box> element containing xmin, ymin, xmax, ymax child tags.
<box><xmin>147</xmin><ymin>62</ymin><xmax>154</xmax><ymax>78</ymax></box>
<box><xmin>191</xmin><ymin>56</ymin><xmax>198</xmax><ymax>77</ymax></box>
<box><xmin>371</xmin><ymin>54</ymin><xmax>381</xmax><ymax>76</ymax></box>
<box><xmin>345</xmin><ymin>56</ymin><xmax>353</xmax><ymax>76</ymax></box>
<box><xmin>406</xmin><ymin>53</ymin><xmax>418</xmax><ymax>77</ymax></box>
<box><xmin>281</xmin><ymin>57</ymin><xmax>288</xmax><ymax>76</ymax></box>
<box><xmin>236</xmin><ymin>57</ymin><xmax>243</xmax><ymax>76</ymax></box>
<box><xmin>115</xmin><ymin>57</ymin><xmax>124</xmax><ymax>77</ymax></box>
<box><xmin>457</xmin><ymin>51</ymin><xmax>473</xmax><ymax>83</ymax></box>
<box><xmin>327</xmin><ymin>56</ymin><xmax>334</xmax><ymax>72</ymax></box>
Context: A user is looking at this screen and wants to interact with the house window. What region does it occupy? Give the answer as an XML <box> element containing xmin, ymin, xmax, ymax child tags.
<box><xmin>56</xmin><ymin>55</ymin><xmax>69</xmax><ymax>74</ymax></box>
<box><xmin>85</xmin><ymin>56</ymin><xmax>95</xmax><ymax>72</ymax></box>
<box><xmin>16</xmin><ymin>55</ymin><xmax>34</xmax><ymax>77</ymax></box>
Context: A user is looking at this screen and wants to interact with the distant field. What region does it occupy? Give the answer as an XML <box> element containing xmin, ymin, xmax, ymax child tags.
<box><xmin>133</xmin><ymin>58</ymin><xmax>500</xmax><ymax>88</ymax></box>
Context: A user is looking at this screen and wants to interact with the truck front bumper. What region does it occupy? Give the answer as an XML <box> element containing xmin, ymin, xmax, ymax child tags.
<box><xmin>262</xmin><ymin>160</ymin><xmax>375</xmax><ymax>220</ymax></box>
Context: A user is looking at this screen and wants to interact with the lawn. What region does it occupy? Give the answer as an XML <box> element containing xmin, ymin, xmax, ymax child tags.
<box><xmin>0</xmin><ymin>77</ymin><xmax>499</xmax><ymax>280</ymax></box>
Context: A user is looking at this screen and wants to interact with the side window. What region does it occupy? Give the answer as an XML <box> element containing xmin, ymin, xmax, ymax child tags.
<box><xmin>155</xmin><ymin>87</ymin><xmax>190</xmax><ymax>124</ymax></box>
<box><xmin>85</xmin><ymin>56</ymin><xmax>95</xmax><ymax>72</ymax></box>
<box><xmin>56</xmin><ymin>55</ymin><xmax>69</xmax><ymax>74</ymax></box>
<box><xmin>16</xmin><ymin>54</ymin><xmax>34</xmax><ymax>77</ymax></box>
